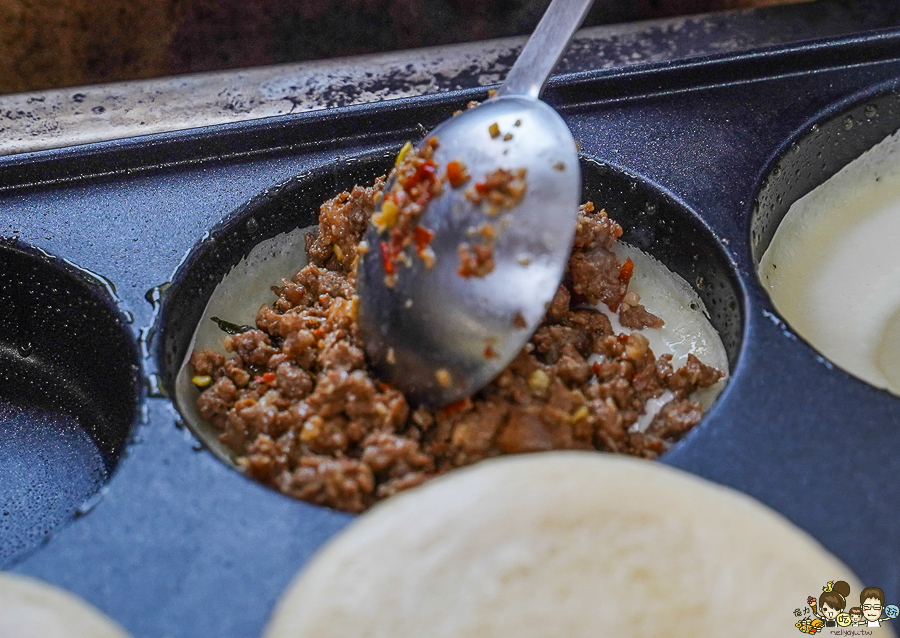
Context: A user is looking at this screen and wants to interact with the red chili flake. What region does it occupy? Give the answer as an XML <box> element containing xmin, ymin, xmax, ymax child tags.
<box><xmin>446</xmin><ymin>160</ymin><xmax>469</xmax><ymax>188</ymax></box>
<box><xmin>255</xmin><ymin>372</ymin><xmax>277</xmax><ymax>385</ymax></box>
<box><xmin>606</xmin><ymin>258</ymin><xmax>636</xmax><ymax>312</ymax></box>
<box><xmin>380</xmin><ymin>241</ymin><xmax>395</xmax><ymax>275</ymax></box>
<box><xmin>313</xmin><ymin>328</ymin><xmax>325</xmax><ymax>338</ymax></box>
<box><xmin>441</xmin><ymin>397</ymin><xmax>472</xmax><ymax>417</ymax></box>
<box><xmin>591</xmin><ymin>361</ymin><xmax>603</xmax><ymax>378</ymax></box>
<box><xmin>618</xmin><ymin>333</ymin><xmax>630</xmax><ymax>343</ymax></box>
<box><xmin>389</xmin><ymin>226</ymin><xmax>406</xmax><ymax>249</ymax></box>
<box><xmin>413</xmin><ymin>226</ymin><xmax>434</xmax><ymax>252</ymax></box>
<box><xmin>418</xmin><ymin>161</ymin><xmax>437</xmax><ymax>179</ymax></box>
<box><xmin>407</xmin><ymin>160</ymin><xmax>437</xmax><ymax>188</ymax></box>
<box><xmin>474</xmin><ymin>180</ymin><xmax>491</xmax><ymax>195</ymax></box>
<box><xmin>484</xmin><ymin>344</ymin><xmax>499</xmax><ymax>359</ymax></box>
<box><xmin>618</xmin><ymin>257</ymin><xmax>634</xmax><ymax>286</ymax></box>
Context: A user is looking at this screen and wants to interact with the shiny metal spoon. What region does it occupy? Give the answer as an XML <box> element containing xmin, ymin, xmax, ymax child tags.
<box><xmin>357</xmin><ymin>0</ymin><xmax>594</xmax><ymax>407</ymax></box>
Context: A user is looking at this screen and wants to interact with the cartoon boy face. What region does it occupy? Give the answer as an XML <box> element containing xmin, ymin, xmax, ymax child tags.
<box><xmin>822</xmin><ymin>603</ymin><xmax>839</xmax><ymax>619</ymax></box>
<box><xmin>850</xmin><ymin>611</ymin><xmax>862</xmax><ymax>624</ymax></box>
<box><xmin>863</xmin><ymin>598</ymin><xmax>883</xmax><ymax>621</ymax></box>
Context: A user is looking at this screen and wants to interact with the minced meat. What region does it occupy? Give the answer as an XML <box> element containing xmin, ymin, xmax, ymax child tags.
<box><xmin>465</xmin><ymin>167</ymin><xmax>527</xmax><ymax>216</ymax></box>
<box><xmin>458</xmin><ymin>241</ymin><xmax>495</xmax><ymax>278</ymax></box>
<box><xmin>191</xmin><ymin>179</ymin><xmax>724</xmax><ymax>512</ymax></box>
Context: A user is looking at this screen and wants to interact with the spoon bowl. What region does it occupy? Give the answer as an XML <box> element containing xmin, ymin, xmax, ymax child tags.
<box><xmin>357</xmin><ymin>0</ymin><xmax>595</xmax><ymax>407</ymax></box>
<box><xmin>357</xmin><ymin>96</ymin><xmax>580</xmax><ymax>406</ymax></box>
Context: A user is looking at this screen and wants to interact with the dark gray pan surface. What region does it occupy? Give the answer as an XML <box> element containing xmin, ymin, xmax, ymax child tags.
<box><xmin>2</xmin><ymin>30</ymin><xmax>900</xmax><ymax>637</ymax></box>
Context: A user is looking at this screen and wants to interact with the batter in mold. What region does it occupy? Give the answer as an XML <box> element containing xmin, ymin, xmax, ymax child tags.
<box><xmin>760</xmin><ymin>128</ymin><xmax>900</xmax><ymax>395</ymax></box>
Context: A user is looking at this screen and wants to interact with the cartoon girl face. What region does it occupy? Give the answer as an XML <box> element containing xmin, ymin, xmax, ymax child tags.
<box><xmin>822</xmin><ymin>603</ymin><xmax>839</xmax><ymax>619</ymax></box>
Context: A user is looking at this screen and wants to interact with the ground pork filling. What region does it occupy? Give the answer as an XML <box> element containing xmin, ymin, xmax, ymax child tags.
<box><xmin>191</xmin><ymin>179</ymin><xmax>724</xmax><ymax>513</ymax></box>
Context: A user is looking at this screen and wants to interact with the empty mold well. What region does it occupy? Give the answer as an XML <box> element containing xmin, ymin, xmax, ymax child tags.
<box><xmin>0</xmin><ymin>243</ymin><xmax>141</xmax><ymax>566</ymax></box>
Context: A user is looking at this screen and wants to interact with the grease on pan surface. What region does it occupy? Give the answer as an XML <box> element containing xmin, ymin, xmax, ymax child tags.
<box><xmin>760</xmin><ymin>129</ymin><xmax>900</xmax><ymax>395</ymax></box>
<box><xmin>177</xmin><ymin>179</ymin><xmax>727</xmax><ymax>512</ymax></box>
<box><xmin>0</xmin><ymin>572</ymin><xmax>131</xmax><ymax>638</ymax></box>
<box><xmin>263</xmin><ymin>452</ymin><xmax>869</xmax><ymax>638</ymax></box>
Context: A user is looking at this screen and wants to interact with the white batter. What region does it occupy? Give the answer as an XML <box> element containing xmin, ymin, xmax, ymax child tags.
<box><xmin>760</xmin><ymin>128</ymin><xmax>900</xmax><ymax>395</ymax></box>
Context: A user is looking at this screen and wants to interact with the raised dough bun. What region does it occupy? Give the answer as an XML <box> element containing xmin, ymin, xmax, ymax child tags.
<box><xmin>0</xmin><ymin>572</ymin><xmax>130</xmax><ymax>638</ymax></box>
<box><xmin>265</xmin><ymin>452</ymin><xmax>878</xmax><ymax>638</ymax></box>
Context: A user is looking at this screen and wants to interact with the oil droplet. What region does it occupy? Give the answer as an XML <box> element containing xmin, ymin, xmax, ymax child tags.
<box><xmin>865</xmin><ymin>104</ymin><xmax>878</xmax><ymax>118</ymax></box>
<box><xmin>246</xmin><ymin>216</ymin><xmax>259</xmax><ymax>233</ymax></box>
<box><xmin>843</xmin><ymin>116</ymin><xmax>854</xmax><ymax>130</ymax></box>
<box><xmin>138</xmin><ymin>325</ymin><xmax>154</xmax><ymax>360</ymax></box>
<box><xmin>146</xmin><ymin>373</ymin><xmax>167</xmax><ymax>399</ymax></box>
<box><xmin>74</xmin><ymin>488</ymin><xmax>107</xmax><ymax>517</ymax></box>
<box><xmin>144</xmin><ymin>282</ymin><xmax>171</xmax><ymax>310</ymax></box>
<box><xmin>17</xmin><ymin>342</ymin><xmax>33</xmax><ymax>357</ymax></box>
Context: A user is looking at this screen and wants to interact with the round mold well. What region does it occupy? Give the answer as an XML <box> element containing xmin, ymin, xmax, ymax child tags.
<box><xmin>0</xmin><ymin>242</ymin><xmax>141</xmax><ymax>566</ymax></box>
<box><xmin>158</xmin><ymin>150</ymin><xmax>396</xmax><ymax>470</ymax></box>
<box><xmin>751</xmin><ymin>83</ymin><xmax>900</xmax><ymax>395</ymax></box>
<box><xmin>582</xmin><ymin>160</ymin><xmax>743</xmax><ymax>371</ymax></box>
<box><xmin>751</xmin><ymin>87</ymin><xmax>900</xmax><ymax>264</ymax></box>
<box><xmin>158</xmin><ymin>151</ymin><xmax>743</xmax><ymax>502</ymax></box>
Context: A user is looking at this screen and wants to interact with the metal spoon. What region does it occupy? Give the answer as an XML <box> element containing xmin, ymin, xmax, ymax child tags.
<box><xmin>357</xmin><ymin>0</ymin><xmax>594</xmax><ymax>407</ymax></box>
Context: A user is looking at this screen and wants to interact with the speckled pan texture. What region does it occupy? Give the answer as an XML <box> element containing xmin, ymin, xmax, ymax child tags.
<box><xmin>1</xmin><ymin>30</ymin><xmax>900</xmax><ymax>638</ymax></box>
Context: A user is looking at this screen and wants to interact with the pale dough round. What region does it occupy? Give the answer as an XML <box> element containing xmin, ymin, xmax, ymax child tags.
<box><xmin>0</xmin><ymin>572</ymin><xmax>130</xmax><ymax>638</ymax></box>
<box><xmin>265</xmin><ymin>452</ymin><xmax>882</xmax><ymax>638</ymax></box>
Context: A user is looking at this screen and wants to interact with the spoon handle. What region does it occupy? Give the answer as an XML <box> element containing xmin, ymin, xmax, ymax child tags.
<box><xmin>495</xmin><ymin>0</ymin><xmax>596</xmax><ymax>100</ymax></box>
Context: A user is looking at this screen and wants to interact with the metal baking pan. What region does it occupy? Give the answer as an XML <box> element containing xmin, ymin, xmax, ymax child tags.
<box><xmin>2</xmin><ymin>28</ymin><xmax>900</xmax><ymax>637</ymax></box>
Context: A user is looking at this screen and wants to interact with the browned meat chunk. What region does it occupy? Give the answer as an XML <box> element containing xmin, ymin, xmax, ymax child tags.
<box><xmin>647</xmin><ymin>398</ymin><xmax>704</xmax><ymax>439</ymax></box>
<box><xmin>568</xmin><ymin>246</ymin><xmax>627</xmax><ymax>310</ymax></box>
<box><xmin>619</xmin><ymin>301</ymin><xmax>664</xmax><ymax>330</ymax></box>
<box><xmin>189</xmin><ymin>349</ymin><xmax>223</xmax><ymax>376</ymax></box>
<box><xmin>465</xmin><ymin>167</ymin><xmax>527</xmax><ymax>215</ymax></box>
<box><xmin>457</xmin><ymin>242</ymin><xmax>495</xmax><ymax>278</ymax></box>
